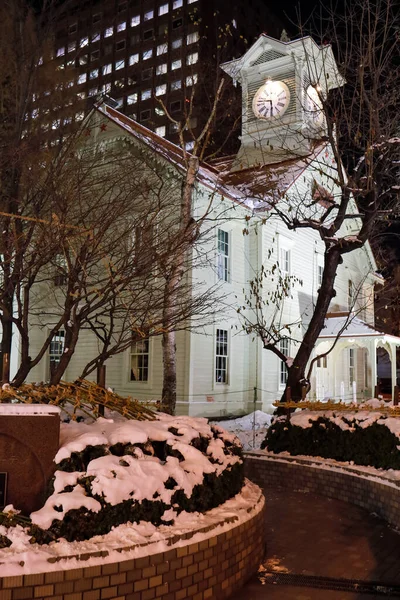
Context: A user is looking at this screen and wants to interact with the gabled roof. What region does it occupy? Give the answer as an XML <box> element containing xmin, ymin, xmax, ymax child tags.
<box><xmin>319</xmin><ymin>314</ymin><xmax>400</xmax><ymax>345</ymax></box>
<box><xmin>90</xmin><ymin>102</ymin><xmax>320</xmax><ymax>208</ymax></box>
<box><xmin>220</xmin><ymin>33</ymin><xmax>345</xmax><ymax>91</ymax></box>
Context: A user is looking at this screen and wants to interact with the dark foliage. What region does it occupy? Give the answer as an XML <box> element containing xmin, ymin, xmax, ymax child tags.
<box><xmin>263</xmin><ymin>415</ymin><xmax>400</xmax><ymax>470</ymax></box>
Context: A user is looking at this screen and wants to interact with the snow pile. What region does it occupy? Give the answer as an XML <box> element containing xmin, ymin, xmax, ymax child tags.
<box><xmin>25</xmin><ymin>414</ymin><xmax>242</xmax><ymax>540</ymax></box>
<box><xmin>289</xmin><ymin>410</ymin><xmax>400</xmax><ymax>435</ymax></box>
<box><xmin>212</xmin><ymin>411</ymin><xmax>272</xmax><ymax>451</ymax></box>
<box><xmin>0</xmin><ymin>479</ymin><xmax>263</xmax><ymax>576</ymax></box>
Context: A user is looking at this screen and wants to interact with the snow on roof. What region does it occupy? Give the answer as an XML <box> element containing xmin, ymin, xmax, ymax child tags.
<box><xmin>94</xmin><ymin>103</ymin><xmax>326</xmax><ymax>210</ymax></box>
<box><xmin>95</xmin><ymin>103</ymin><xmax>249</xmax><ymax>207</ymax></box>
<box><xmin>0</xmin><ymin>404</ymin><xmax>60</xmax><ymax>416</ymax></box>
<box><xmin>319</xmin><ymin>314</ymin><xmax>400</xmax><ymax>344</ymax></box>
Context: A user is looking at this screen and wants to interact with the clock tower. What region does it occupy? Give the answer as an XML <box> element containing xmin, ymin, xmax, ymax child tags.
<box><xmin>221</xmin><ymin>35</ymin><xmax>344</xmax><ymax>170</ymax></box>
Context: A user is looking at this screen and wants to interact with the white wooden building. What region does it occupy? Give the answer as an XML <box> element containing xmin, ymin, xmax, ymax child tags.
<box><xmin>21</xmin><ymin>34</ymin><xmax>399</xmax><ymax>415</ymax></box>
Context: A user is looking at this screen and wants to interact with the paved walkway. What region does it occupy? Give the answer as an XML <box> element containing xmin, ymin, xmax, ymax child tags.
<box><xmin>231</xmin><ymin>487</ymin><xmax>400</xmax><ymax>599</ymax></box>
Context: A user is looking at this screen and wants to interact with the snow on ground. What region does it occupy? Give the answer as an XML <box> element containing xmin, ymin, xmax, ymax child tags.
<box><xmin>211</xmin><ymin>410</ymin><xmax>272</xmax><ymax>451</ymax></box>
<box><xmin>0</xmin><ymin>479</ymin><xmax>263</xmax><ymax>577</ymax></box>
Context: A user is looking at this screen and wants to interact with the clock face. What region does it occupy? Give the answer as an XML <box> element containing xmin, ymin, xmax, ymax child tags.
<box><xmin>252</xmin><ymin>80</ymin><xmax>290</xmax><ymax>120</ymax></box>
<box><xmin>305</xmin><ymin>85</ymin><xmax>324</xmax><ymax>126</ymax></box>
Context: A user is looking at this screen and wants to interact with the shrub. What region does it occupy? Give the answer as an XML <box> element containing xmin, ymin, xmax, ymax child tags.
<box><xmin>263</xmin><ymin>412</ymin><xmax>400</xmax><ymax>470</ymax></box>
<box><xmin>27</xmin><ymin>415</ymin><xmax>244</xmax><ymax>544</ymax></box>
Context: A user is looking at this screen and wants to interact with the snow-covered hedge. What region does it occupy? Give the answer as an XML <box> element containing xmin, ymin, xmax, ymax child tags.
<box><xmin>14</xmin><ymin>414</ymin><xmax>243</xmax><ymax>544</ymax></box>
<box><xmin>262</xmin><ymin>410</ymin><xmax>400</xmax><ymax>470</ymax></box>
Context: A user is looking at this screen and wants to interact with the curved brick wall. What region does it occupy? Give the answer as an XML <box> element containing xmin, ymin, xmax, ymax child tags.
<box><xmin>0</xmin><ymin>486</ymin><xmax>265</xmax><ymax>600</ymax></box>
<box><xmin>245</xmin><ymin>452</ymin><xmax>400</xmax><ymax>529</ymax></box>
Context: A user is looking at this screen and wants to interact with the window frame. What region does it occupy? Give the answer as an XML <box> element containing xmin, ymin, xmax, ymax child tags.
<box><xmin>217</xmin><ymin>229</ymin><xmax>229</xmax><ymax>282</ymax></box>
<box><xmin>215</xmin><ymin>328</ymin><xmax>229</xmax><ymax>385</ymax></box>
<box><xmin>129</xmin><ymin>337</ymin><xmax>151</xmax><ymax>383</ymax></box>
<box><xmin>279</xmin><ymin>338</ymin><xmax>290</xmax><ymax>388</ymax></box>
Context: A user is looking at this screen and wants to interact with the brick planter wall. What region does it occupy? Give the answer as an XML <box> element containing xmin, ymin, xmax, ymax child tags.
<box><xmin>245</xmin><ymin>452</ymin><xmax>400</xmax><ymax>529</ymax></box>
<box><xmin>0</xmin><ymin>485</ymin><xmax>265</xmax><ymax>600</ymax></box>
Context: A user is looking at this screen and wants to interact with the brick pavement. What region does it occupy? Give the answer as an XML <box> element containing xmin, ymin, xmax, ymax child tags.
<box><xmin>230</xmin><ymin>488</ymin><xmax>400</xmax><ymax>599</ymax></box>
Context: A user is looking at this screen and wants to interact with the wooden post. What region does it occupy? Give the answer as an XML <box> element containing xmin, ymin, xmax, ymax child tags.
<box><xmin>96</xmin><ymin>365</ymin><xmax>106</xmax><ymax>417</ymax></box>
<box><xmin>285</xmin><ymin>386</ymin><xmax>291</xmax><ymax>422</ymax></box>
<box><xmin>394</xmin><ymin>385</ymin><xmax>399</xmax><ymax>406</ymax></box>
<box><xmin>374</xmin><ymin>383</ymin><xmax>380</xmax><ymax>399</ymax></box>
<box><xmin>1</xmin><ymin>353</ymin><xmax>10</xmax><ymax>386</ymax></box>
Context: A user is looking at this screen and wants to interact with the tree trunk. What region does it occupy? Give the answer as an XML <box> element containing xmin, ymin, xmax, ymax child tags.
<box><xmin>161</xmin><ymin>155</ymin><xmax>199</xmax><ymax>414</ymax></box>
<box><xmin>162</xmin><ymin>329</ymin><xmax>177</xmax><ymax>415</ymax></box>
<box><xmin>1</xmin><ymin>296</ymin><xmax>14</xmax><ymax>384</ymax></box>
<box><xmin>281</xmin><ymin>247</ymin><xmax>342</xmax><ymax>402</ymax></box>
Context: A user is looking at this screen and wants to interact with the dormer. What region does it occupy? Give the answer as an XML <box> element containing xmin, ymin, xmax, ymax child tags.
<box><xmin>221</xmin><ymin>35</ymin><xmax>345</xmax><ymax>170</ymax></box>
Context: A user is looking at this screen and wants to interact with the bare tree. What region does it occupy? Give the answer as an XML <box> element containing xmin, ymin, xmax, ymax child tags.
<box><xmin>235</xmin><ymin>0</ymin><xmax>400</xmax><ymax>401</ymax></box>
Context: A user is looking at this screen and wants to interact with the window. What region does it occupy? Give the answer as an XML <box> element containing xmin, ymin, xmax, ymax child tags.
<box><xmin>155</xmin><ymin>107</ymin><xmax>165</xmax><ymax>116</ymax></box>
<box><xmin>187</xmin><ymin>31</ymin><xmax>199</xmax><ymax>44</ymax></box>
<box><xmin>156</xmin><ymin>125</ymin><xmax>166</xmax><ymax>137</ymax></box>
<box><xmin>77</xmin><ymin>73</ymin><xmax>87</xmax><ymax>84</ymax></box>
<box><xmin>118</xmin><ymin>1</ymin><xmax>127</xmax><ymax>12</ymax></box>
<box><xmin>173</xmin><ymin>18</ymin><xmax>183</xmax><ymax>29</ymax></box>
<box><xmin>171</xmin><ymin>59</ymin><xmax>181</xmax><ymax>70</ymax></box>
<box><xmin>185</xmin><ymin>140</ymin><xmax>194</xmax><ymax>151</ymax></box>
<box><xmin>91</xmin><ymin>32</ymin><xmax>100</xmax><ymax>43</ymax></box>
<box><xmin>173</xmin><ymin>0</ymin><xmax>183</xmax><ymax>7</ymax></box>
<box><xmin>169</xmin><ymin>122</ymin><xmax>179</xmax><ymax>133</ymax></box>
<box><xmin>88</xmin><ymin>87</ymin><xmax>98</xmax><ymax>96</ymax></box>
<box><xmin>142</xmin><ymin>68</ymin><xmax>153</xmax><ymax>80</ymax></box>
<box><xmin>116</xmin><ymin>40</ymin><xmax>126</xmax><ymax>51</ymax></box>
<box><xmin>141</xmin><ymin>89</ymin><xmax>151</xmax><ymax>100</ymax></box>
<box><xmin>80</xmin><ymin>36</ymin><xmax>89</xmax><ymax>47</ymax></box>
<box><xmin>68</xmin><ymin>42</ymin><xmax>76</xmax><ymax>53</ymax></box>
<box><xmin>104</xmin><ymin>26</ymin><xmax>113</xmax><ymax>37</ymax></box>
<box><xmin>49</xmin><ymin>331</ymin><xmax>65</xmax><ymax>377</ymax></box>
<box><xmin>317</xmin><ymin>255</ymin><xmax>324</xmax><ymax>288</ymax></box>
<box><xmin>215</xmin><ymin>329</ymin><xmax>228</xmax><ymax>384</ymax></box>
<box><xmin>130</xmin><ymin>338</ymin><xmax>149</xmax><ymax>381</ymax></box>
<box><xmin>348</xmin><ymin>280</ymin><xmax>354</xmax><ymax>310</ymax></box>
<box><xmin>155</xmin><ymin>84</ymin><xmax>167</xmax><ymax>96</ymax></box>
<box><xmin>188</xmin><ymin>0</ymin><xmax>198</xmax><ymax>3</ymax></box>
<box><xmin>280</xmin><ymin>247</ymin><xmax>290</xmax><ymax>275</ymax></box>
<box><xmin>102</xmin><ymin>63</ymin><xmax>112</xmax><ymax>75</ymax></box>
<box><xmin>159</xmin><ymin>3</ymin><xmax>169</xmax><ymax>15</ymax></box>
<box><xmin>56</xmin><ymin>47</ymin><xmax>65</xmax><ymax>57</ymax></box>
<box><xmin>144</xmin><ymin>10</ymin><xmax>154</xmax><ymax>21</ymax></box>
<box><xmin>90</xmin><ymin>69</ymin><xmax>98</xmax><ymax>79</ymax></box>
<box><xmin>93</xmin><ymin>13</ymin><xmax>101</xmax><ymax>23</ymax></box>
<box><xmin>156</xmin><ymin>63</ymin><xmax>167</xmax><ymax>75</ymax></box>
<box><xmin>187</xmin><ymin>52</ymin><xmax>198</xmax><ymax>65</ymax></box>
<box><xmin>69</xmin><ymin>23</ymin><xmax>77</xmax><ymax>34</ymax></box>
<box><xmin>349</xmin><ymin>348</ymin><xmax>355</xmax><ymax>386</ymax></box>
<box><xmin>143</xmin><ymin>29</ymin><xmax>154</xmax><ymax>40</ymax></box>
<box><xmin>279</xmin><ymin>339</ymin><xmax>289</xmax><ymax>386</ymax></box>
<box><xmin>104</xmin><ymin>45</ymin><xmax>113</xmax><ymax>56</ymax></box>
<box><xmin>129</xmin><ymin>53</ymin><xmax>139</xmax><ymax>65</ymax></box>
<box><xmin>170</xmin><ymin>99</ymin><xmax>181</xmax><ymax>112</ymax></box>
<box><xmin>117</xmin><ymin>21</ymin><xmax>126</xmax><ymax>31</ymax></box>
<box><xmin>79</xmin><ymin>55</ymin><xmax>88</xmax><ymax>65</ymax></box>
<box><xmin>186</xmin><ymin>74</ymin><xmax>197</xmax><ymax>86</ymax></box>
<box><xmin>217</xmin><ymin>229</ymin><xmax>229</xmax><ymax>281</ymax></box>
<box><xmin>316</xmin><ymin>355</ymin><xmax>327</xmax><ymax>368</ymax></box>
<box><xmin>131</xmin><ymin>34</ymin><xmax>140</xmax><ymax>45</ymax></box>
<box><xmin>140</xmin><ymin>109</ymin><xmax>151</xmax><ymax>121</ymax></box>
<box><xmin>127</xmin><ymin>93</ymin><xmax>138</xmax><ymax>105</ymax></box>
<box><xmin>171</xmin><ymin>79</ymin><xmax>181</xmax><ymax>90</ymax></box>
<box><xmin>157</xmin><ymin>43</ymin><xmax>168</xmax><ymax>55</ymax></box>
<box><xmin>115</xmin><ymin>59</ymin><xmax>125</xmax><ymax>70</ymax></box>
<box><xmin>54</xmin><ymin>255</ymin><xmax>67</xmax><ymax>286</ymax></box>
<box><xmin>143</xmin><ymin>49</ymin><xmax>153</xmax><ymax>60</ymax></box>
<box><xmin>76</xmin><ymin>111</ymin><xmax>84</xmax><ymax>121</ymax></box>
<box><xmin>172</xmin><ymin>38</ymin><xmax>182</xmax><ymax>49</ymax></box>
<box><xmin>131</xmin><ymin>15</ymin><xmax>140</xmax><ymax>27</ymax></box>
